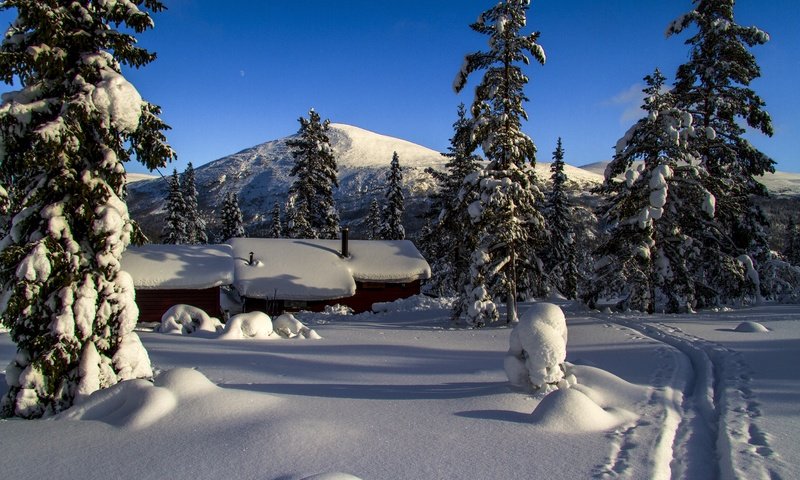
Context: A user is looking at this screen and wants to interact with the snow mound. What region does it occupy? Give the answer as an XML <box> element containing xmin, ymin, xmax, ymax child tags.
<box><xmin>530</xmin><ymin>388</ymin><xmax>629</xmax><ymax>432</ymax></box>
<box><xmin>372</xmin><ymin>294</ymin><xmax>454</xmax><ymax>313</ymax></box>
<box><xmin>273</xmin><ymin>313</ymin><xmax>322</xmax><ymax>339</ymax></box>
<box><xmin>57</xmin><ymin>378</ymin><xmax>177</xmax><ymax>430</ymax></box>
<box><xmin>300</xmin><ymin>473</ymin><xmax>363</xmax><ymax>480</ymax></box>
<box><xmin>158</xmin><ymin>304</ymin><xmax>223</xmax><ymax>335</ymax></box>
<box><xmin>734</xmin><ymin>321</ymin><xmax>770</xmax><ymax>333</ymax></box>
<box><xmin>505</xmin><ymin>303</ymin><xmax>575</xmax><ymax>394</ymax></box>
<box><xmin>154</xmin><ymin>368</ymin><xmax>218</xmax><ymax>399</ymax></box>
<box><xmin>219</xmin><ymin>311</ymin><xmax>274</xmax><ymax>340</ymax></box>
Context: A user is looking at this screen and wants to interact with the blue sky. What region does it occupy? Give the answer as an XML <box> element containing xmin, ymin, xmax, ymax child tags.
<box><xmin>2</xmin><ymin>1</ymin><xmax>799</xmax><ymax>173</ymax></box>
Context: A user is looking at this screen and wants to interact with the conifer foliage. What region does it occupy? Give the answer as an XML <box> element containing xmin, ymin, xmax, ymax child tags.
<box><xmin>220</xmin><ymin>192</ymin><xmax>245</xmax><ymax>241</ymax></box>
<box><xmin>162</xmin><ymin>169</ymin><xmax>188</xmax><ymax>244</ymax></box>
<box><xmin>667</xmin><ymin>0</ymin><xmax>774</xmax><ymax>257</ymax></box>
<box><xmin>269</xmin><ymin>202</ymin><xmax>283</xmax><ymax>239</ymax></box>
<box><xmin>286</xmin><ymin>109</ymin><xmax>340</xmax><ymax>239</ymax></box>
<box><xmin>366</xmin><ymin>198</ymin><xmax>382</xmax><ymax>240</ymax></box>
<box><xmin>182</xmin><ymin>162</ymin><xmax>207</xmax><ymax>245</ymax></box>
<box><xmin>544</xmin><ymin>138</ymin><xmax>578</xmax><ymax>299</ymax></box>
<box><xmin>420</xmin><ymin>104</ymin><xmax>481</xmax><ymax>297</ymax></box>
<box><xmin>453</xmin><ymin>0</ymin><xmax>548</xmax><ymax>326</ymax></box>
<box><xmin>381</xmin><ymin>152</ymin><xmax>405</xmax><ymax>240</ymax></box>
<box><xmin>0</xmin><ymin>0</ymin><xmax>174</xmax><ymax>417</ymax></box>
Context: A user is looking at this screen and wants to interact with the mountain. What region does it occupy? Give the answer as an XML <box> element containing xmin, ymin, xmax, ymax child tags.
<box><xmin>126</xmin><ymin>125</ymin><xmax>800</xmax><ymax>242</ymax></box>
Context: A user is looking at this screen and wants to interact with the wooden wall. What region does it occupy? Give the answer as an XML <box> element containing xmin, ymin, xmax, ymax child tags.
<box><xmin>135</xmin><ymin>287</ymin><xmax>222</xmax><ymax>323</ymax></box>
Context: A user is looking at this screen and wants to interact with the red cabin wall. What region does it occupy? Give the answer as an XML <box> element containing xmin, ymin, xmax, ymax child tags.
<box><xmin>135</xmin><ymin>287</ymin><xmax>222</xmax><ymax>323</ymax></box>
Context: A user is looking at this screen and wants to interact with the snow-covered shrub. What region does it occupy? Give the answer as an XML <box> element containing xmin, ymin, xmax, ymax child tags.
<box><xmin>158</xmin><ymin>305</ymin><xmax>223</xmax><ymax>335</ymax></box>
<box><xmin>219</xmin><ymin>312</ymin><xmax>274</xmax><ymax>340</ymax></box>
<box><xmin>504</xmin><ymin>303</ymin><xmax>576</xmax><ymax>395</ymax></box>
<box><xmin>322</xmin><ymin>304</ymin><xmax>354</xmax><ymax>316</ymax></box>
<box><xmin>757</xmin><ymin>252</ymin><xmax>800</xmax><ymax>302</ymax></box>
<box><xmin>273</xmin><ymin>313</ymin><xmax>321</xmax><ymax>339</ymax></box>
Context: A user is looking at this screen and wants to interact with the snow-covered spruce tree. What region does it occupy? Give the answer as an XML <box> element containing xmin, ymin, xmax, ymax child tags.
<box><xmin>366</xmin><ymin>198</ymin><xmax>382</xmax><ymax>240</ymax></box>
<box><xmin>0</xmin><ymin>0</ymin><xmax>174</xmax><ymax>418</ymax></box>
<box><xmin>420</xmin><ymin>103</ymin><xmax>482</xmax><ymax>297</ymax></box>
<box><xmin>586</xmin><ymin>70</ymin><xmax>744</xmax><ymax>313</ymax></box>
<box><xmin>544</xmin><ymin>138</ymin><xmax>578</xmax><ymax>299</ymax></box>
<box><xmin>381</xmin><ymin>151</ymin><xmax>405</xmax><ymax>240</ymax></box>
<box><xmin>219</xmin><ymin>192</ymin><xmax>245</xmax><ymax>241</ymax></box>
<box><xmin>453</xmin><ymin>0</ymin><xmax>548</xmax><ymax>326</ymax></box>
<box><xmin>786</xmin><ymin>216</ymin><xmax>800</xmax><ymax>266</ymax></box>
<box><xmin>162</xmin><ymin>169</ymin><xmax>188</xmax><ymax>244</ymax></box>
<box><xmin>286</xmin><ymin>108</ymin><xmax>339</xmax><ymax>239</ymax></box>
<box><xmin>667</xmin><ymin>0</ymin><xmax>774</xmax><ymax>266</ymax></box>
<box><xmin>285</xmin><ymin>193</ymin><xmax>315</xmax><ymax>240</ymax></box>
<box><xmin>182</xmin><ymin>162</ymin><xmax>207</xmax><ymax>245</ymax></box>
<box><xmin>269</xmin><ymin>201</ymin><xmax>282</xmax><ymax>239</ymax></box>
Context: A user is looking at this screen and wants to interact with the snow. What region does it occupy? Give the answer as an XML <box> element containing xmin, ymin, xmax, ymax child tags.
<box><xmin>0</xmin><ymin>300</ymin><xmax>798</xmax><ymax>479</ymax></box>
<box><xmin>121</xmin><ymin>244</ymin><xmax>234</xmax><ymax>290</ymax></box>
<box><xmin>229</xmin><ymin>238</ymin><xmax>430</xmax><ymax>300</ymax></box>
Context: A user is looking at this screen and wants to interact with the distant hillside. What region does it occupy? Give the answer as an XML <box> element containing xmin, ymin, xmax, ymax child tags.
<box><xmin>126</xmin><ymin>126</ymin><xmax>799</xmax><ymax>242</ymax></box>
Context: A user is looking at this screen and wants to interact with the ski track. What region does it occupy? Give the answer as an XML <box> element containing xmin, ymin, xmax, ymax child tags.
<box><xmin>595</xmin><ymin>314</ymin><xmax>784</xmax><ymax>480</ymax></box>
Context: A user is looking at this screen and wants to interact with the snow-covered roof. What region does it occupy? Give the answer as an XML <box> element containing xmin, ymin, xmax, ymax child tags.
<box><xmin>228</xmin><ymin>238</ymin><xmax>431</xmax><ymax>300</ymax></box>
<box><xmin>122</xmin><ymin>244</ymin><xmax>235</xmax><ymax>290</ymax></box>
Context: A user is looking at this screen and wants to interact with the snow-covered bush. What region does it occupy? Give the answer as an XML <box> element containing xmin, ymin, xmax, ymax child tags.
<box><xmin>504</xmin><ymin>303</ymin><xmax>576</xmax><ymax>395</ymax></box>
<box><xmin>159</xmin><ymin>305</ymin><xmax>223</xmax><ymax>335</ymax></box>
<box><xmin>758</xmin><ymin>252</ymin><xmax>800</xmax><ymax>302</ymax></box>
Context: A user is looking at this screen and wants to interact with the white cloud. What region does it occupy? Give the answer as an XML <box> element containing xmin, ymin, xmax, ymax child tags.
<box><xmin>605</xmin><ymin>83</ymin><xmax>647</xmax><ymax>124</ymax></box>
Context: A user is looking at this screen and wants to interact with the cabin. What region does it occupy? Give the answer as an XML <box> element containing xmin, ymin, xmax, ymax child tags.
<box><xmin>228</xmin><ymin>236</ymin><xmax>431</xmax><ymax>314</ymax></box>
<box><xmin>121</xmin><ymin>244</ymin><xmax>235</xmax><ymax>322</ymax></box>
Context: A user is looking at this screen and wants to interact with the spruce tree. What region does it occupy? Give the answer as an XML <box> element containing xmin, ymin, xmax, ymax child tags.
<box><xmin>453</xmin><ymin>0</ymin><xmax>548</xmax><ymax>326</ymax></box>
<box><xmin>286</xmin><ymin>108</ymin><xmax>340</xmax><ymax>239</ymax></box>
<box><xmin>381</xmin><ymin>152</ymin><xmax>405</xmax><ymax>240</ymax></box>
<box><xmin>544</xmin><ymin>138</ymin><xmax>578</xmax><ymax>299</ymax></box>
<box><xmin>786</xmin><ymin>216</ymin><xmax>800</xmax><ymax>266</ymax></box>
<box><xmin>586</xmin><ymin>70</ymin><xmax>743</xmax><ymax>313</ymax></box>
<box><xmin>285</xmin><ymin>193</ymin><xmax>315</xmax><ymax>239</ymax></box>
<box><xmin>420</xmin><ymin>103</ymin><xmax>481</xmax><ymax>298</ymax></box>
<box><xmin>366</xmin><ymin>198</ymin><xmax>382</xmax><ymax>240</ymax></box>
<box><xmin>220</xmin><ymin>192</ymin><xmax>245</xmax><ymax>241</ymax></box>
<box><xmin>182</xmin><ymin>162</ymin><xmax>207</xmax><ymax>245</ymax></box>
<box><xmin>667</xmin><ymin>0</ymin><xmax>773</xmax><ymax>258</ymax></box>
<box><xmin>0</xmin><ymin>0</ymin><xmax>174</xmax><ymax>417</ymax></box>
<box><xmin>162</xmin><ymin>169</ymin><xmax>188</xmax><ymax>244</ymax></box>
<box><xmin>269</xmin><ymin>202</ymin><xmax>283</xmax><ymax>238</ymax></box>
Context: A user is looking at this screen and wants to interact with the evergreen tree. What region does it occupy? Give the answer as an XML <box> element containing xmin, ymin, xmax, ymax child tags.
<box><xmin>286</xmin><ymin>108</ymin><xmax>340</xmax><ymax>239</ymax></box>
<box><xmin>162</xmin><ymin>169</ymin><xmax>188</xmax><ymax>244</ymax></box>
<box><xmin>786</xmin><ymin>216</ymin><xmax>800</xmax><ymax>266</ymax></box>
<box><xmin>0</xmin><ymin>0</ymin><xmax>174</xmax><ymax>417</ymax></box>
<box><xmin>182</xmin><ymin>162</ymin><xmax>207</xmax><ymax>244</ymax></box>
<box><xmin>420</xmin><ymin>104</ymin><xmax>482</xmax><ymax>298</ymax></box>
<box><xmin>381</xmin><ymin>152</ymin><xmax>405</xmax><ymax>240</ymax></box>
<box><xmin>667</xmin><ymin>0</ymin><xmax>774</xmax><ymax>258</ymax></box>
<box><xmin>453</xmin><ymin>0</ymin><xmax>548</xmax><ymax>326</ymax></box>
<box><xmin>586</xmin><ymin>70</ymin><xmax>745</xmax><ymax>313</ymax></box>
<box><xmin>366</xmin><ymin>198</ymin><xmax>382</xmax><ymax>240</ymax></box>
<box><xmin>220</xmin><ymin>192</ymin><xmax>245</xmax><ymax>241</ymax></box>
<box><xmin>544</xmin><ymin>138</ymin><xmax>578</xmax><ymax>299</ymax></box>
<box><xmin>285</xmin><ymin>193</ymin><xmax>315</xmax><ymax>239</ymax></box>
<box><xmin>269</xmin><ymin>202</ymin><xmax>283</xmax><ymax>238</ymax></box>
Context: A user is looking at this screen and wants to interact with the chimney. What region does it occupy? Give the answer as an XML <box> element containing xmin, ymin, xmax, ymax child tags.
<box><xmin>341</xmin><ymin>227</ymin><xmax>350</xmax><ymax>258</ymax></box>
<box><xmin>248</xmin><ymin>252</ymin><xmax>254</xmax><ymax>265</ymax></box>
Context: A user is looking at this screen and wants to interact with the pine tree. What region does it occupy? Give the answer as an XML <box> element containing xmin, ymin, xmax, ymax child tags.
<box><xmin>0</xmin><ymin>0</ymin><xmax>174</xmax><ymax>418</ymax></box>
<box><xmin>220</xmin><ymin>192</ymin><xmax>245</xmax><ymax>241</ymax></box>
<box><xmin>162</xmin><ymin>169</ymin><xmax>188</xmax><ymax>244</ymax></box>
<box><xmin>586</xmin><ymin>70</ymin><xmax>744</xmax><ymax>313</ymax></box>
<box><xmin>453</xmin><ymin>0</ymin><xmax>548</xmax><ymax>326</ymax></box>
<box><xmin>544</xmin><ymin>138</ymin><xmax>578</xmax><ymax>299</ymax></box>
<box><xmin>667</xmin><ymin>0</ymin><xmax>774</xmax><ymax>259</ymax></box>
<box><xmin>285</xmin><ymin>193</ymin><xmax>315</xmax><ymax>239</ymax></box>
<box><xmin>286</xmin><ymin>108</ymin><xmax>340</xmax><ymax>239</ymax></box>
<box><xmin>182</xmin><ymin>162</ymin><xmax>207</xmax><ymax>244</ymax></box>
<box><xmin>420</xmin><ymin>103</ymin><xmax>482</xmax><ymax>297</ymax></box>
<box><xmin>786</xmin><ymin>216</ymin><xmax>800</xmax><ymax>266</ymax></box>
<box><xmin>381</xmin><ymin>152</ymin><xmax>405</xmax><ymax>240</ymax></box>
<box><xmin>366</xmin><ymin>198</ymin><xmax>382</xmax><ymax>240</ymax></box>
<box><xmin>269</xmin><ymin>202</ymin><xmax>283</xmax><ymax>238</ymax></box>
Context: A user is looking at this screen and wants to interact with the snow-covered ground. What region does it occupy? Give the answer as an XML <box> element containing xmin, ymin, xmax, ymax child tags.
<box><xmin>0</xmin><ymin>299</ymin><xmax>797</xmax><ymax>480</ymax></box>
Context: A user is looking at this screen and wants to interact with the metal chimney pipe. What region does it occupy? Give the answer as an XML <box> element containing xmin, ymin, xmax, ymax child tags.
<box><xmin>248</xmin><ymin>252</ymin><xmax>254</xmax><ymax>265</ymax></box>
<box><xmin>341</xmin><ymin>227</ymin><xmax>350</xmax><ymax>258</ymax></box>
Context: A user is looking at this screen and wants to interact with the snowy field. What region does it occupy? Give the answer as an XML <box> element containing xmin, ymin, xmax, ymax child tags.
<box><xmin>0</xmin><ymin>298</ymin><xmax>797</xmax><ymax>480</ymax></box>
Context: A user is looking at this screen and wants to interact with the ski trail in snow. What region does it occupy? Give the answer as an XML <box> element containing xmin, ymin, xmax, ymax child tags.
<box><xmin>591</xmin><ymin>321</ymin><xmax>688</xmax><ymax>480</ymax></box>
<box><xmin>606</xmin><ymin>317</ymin><xmax>784</xmax><ymax>480</ymax></box>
